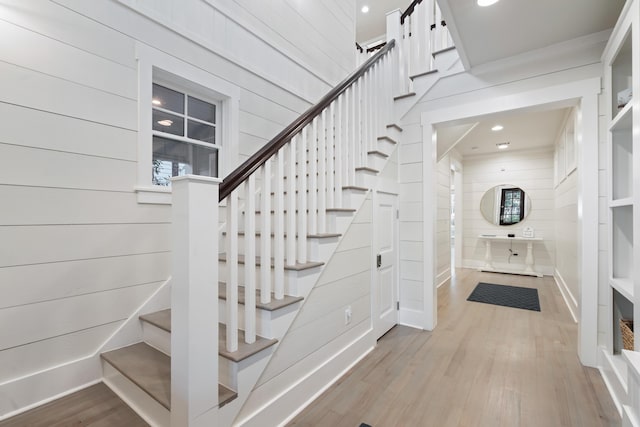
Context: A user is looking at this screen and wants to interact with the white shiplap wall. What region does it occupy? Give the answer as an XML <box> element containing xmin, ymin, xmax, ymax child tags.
<box><xmin>461</xmin><ymin>149</ymin><xmax>556</xmax><ymax>275</ymax></box>
<box><xmin>0</xmin><ymin>0</ymin><xmax>355</xmax><ymax>416</ymax></box>
<box><xmin>397</xmin><ymin>36</ymin><xmax>604</xmax><ymax>325</ymax></box>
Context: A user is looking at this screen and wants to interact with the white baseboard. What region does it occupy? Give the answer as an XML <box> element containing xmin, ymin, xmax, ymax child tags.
<box><xmin>436</xmin><ymin>269</ymin><xmax>451</xmax><ymax>288</ymax></box>
<box><xmin>399</xmin><ymin>308</ymin><xmax>424</xmax><ymax>330</ymax></box>
<box><xmin>0</xmin><ymin>356</ymin><xmax>101</xmax><ymax>420</ymax></box>
<box><xmin>598</xmin><ymin>346</ymin><xmax>626</xmax><ymax>416</ymax></box>
<box><xmin>553</xmin><ymin>269</ymin><xmax>578</xmax><ymax>323</ymax></box>
<box><xmin>234</xmin><ymin>321</ymin><xmax>374</xmax><ymax>427</ymax></box>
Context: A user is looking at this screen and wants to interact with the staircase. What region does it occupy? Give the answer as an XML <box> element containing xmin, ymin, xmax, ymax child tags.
<box><xmin>96</xmin><ymin>1</ymin><xmax>458</xmax><ymax>425</ymax></box>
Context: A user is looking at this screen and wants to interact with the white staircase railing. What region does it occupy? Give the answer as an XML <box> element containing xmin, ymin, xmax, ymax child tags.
<box><xmin>218</xmin><ymin>41</ymin><xmax>396</xmax><ymax>354</ymax></box>
<box><xmin>387</xmin><ymin>0</ymin><xmax>454</xmax><ymax>95</ymax></box>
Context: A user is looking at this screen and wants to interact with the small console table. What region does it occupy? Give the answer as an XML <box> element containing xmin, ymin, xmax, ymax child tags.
<box><xmin>478</xmin><ymin>235</ymin><xmax>544</xmax><ymax>277</ymax></box>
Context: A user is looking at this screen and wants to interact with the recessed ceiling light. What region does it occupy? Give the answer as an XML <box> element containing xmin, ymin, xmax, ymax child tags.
<box><xmin>157</xmin><ymin>119</ymin><xmax>173</xmax><ymax>127</ymax></box>
<box><xmin>477</xmin><ymin>0</ymin><xmax>499</xmax><ymax>6</ymax></box>
<box><xmin>361</xmin><ymin>5</ymin><xmax>369</xmax><ymax>13</ymax></box>
<box><xmin>496</xmin><ymin>142</ymin><xmax>510</xmax><ymax>150</ymax></box>
<box><xmin>152</xmin><ymin>99</ymin><xmax>162</xmax><ymax>106</ymax></box>
<box><xmin>491</xmin><ymin>125</ymin><xmax>504</xmax><ymax>131</ymax></box>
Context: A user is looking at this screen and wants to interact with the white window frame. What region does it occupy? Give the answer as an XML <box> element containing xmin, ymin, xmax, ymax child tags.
<box><xmin>135</xmin><ymin>42</ymin><xmax>239</xmax><ymax>204</ymax></box>
<box><xmin>151</xmin><ymin>80</ymin><xmax>221</xmax><ymax>185</ymax></box>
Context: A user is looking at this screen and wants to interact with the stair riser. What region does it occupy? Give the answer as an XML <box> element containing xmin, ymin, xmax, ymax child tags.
<box><xmin>367</xmin><ymin>154</ymin><xmax>387</xmax><ymax>171</ymax></box>
<box><xmin>102</xmin><ymin>361</ymin><xmax>170</xmax><ymax>427</ymax></box>
<box><xmin>342</xmin><ymin>188</ymin><xmax>368</xmax><ymax>207</ymax></box>
<box><xmin>218</xmin><ymin>265</ymin><xmax>292</xmax><ymax>292</ymax></box>
<box><xmin>218</xmin><ymin>298</ymin><xmax>302</xmax><ymax>340</ymax></box>
<box><xmin>355</xmin><ymin>169</ymin><xmax>377</xmax><ymax>188</ymax></box>
<box><xmin>222</xmin><ymin>234</ymin><xmax>338</xmax><ymax>261</ymax></box>
<box><xmin>377</xmin><ymin>138</ymin><xmax>397</xmax><ymax>156</ymax></box>
<box><xmin>142</xmin><ymin>322</ymin><xmax>171</xmax><ymax>356</ymax></box>
<box><xmin>238</xmin><ymin>211</ymin><xmax>352</xmax><ymax>234</ymax></box>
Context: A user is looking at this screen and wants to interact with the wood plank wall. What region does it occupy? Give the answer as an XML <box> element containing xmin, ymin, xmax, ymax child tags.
<box><xmin>0</xmin><ymin>0</ymin><xmax>355</xmax><ymax>416</ymax></box>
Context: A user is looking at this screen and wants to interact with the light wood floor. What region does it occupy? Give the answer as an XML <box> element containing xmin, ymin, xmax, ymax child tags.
<box><xmin>0</xmin><ymin>383</ymin><xmax>148</xmax><ymax>427</ymax></box>
<box><xmin>289</xmin><ymin>269</ymin><xmax>620</xmax><ymax>427</ymax></box>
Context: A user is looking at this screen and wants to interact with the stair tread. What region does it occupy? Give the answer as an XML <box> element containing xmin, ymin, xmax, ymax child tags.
<box><xmin>386</xmin><ymin>123</ymin><xmax>403</xmax><ymax>132</ymax></box>
<box><xmin>218</xmin><ymin>323</ymin><xmax>278</xmax><ymax>362</ymax></box>
<box><xmin>342</xmin><ymin>186</ymin><xmax>369</xmax><ymax>192</ymax></box>
<box><xmin>218</xmin><ymin>282</ymin><xmax>303</xmax><ymax>311</ymax></box>
<box><xmin>433</xmin><ymin>45</ymin><xmax>456</xmax><ymax>56</ymax></box>
<box><xmin>355</xmin><ymin>166</ymin><xmax>379</xmax><ymax>173</ymax></box>
<box><xmin>226</xmin><ymin>231</ymin><xmax>341</xmax><ymax>239</ymax></box>
<box><xmin>140</xmin><ymin>309</ymin><xmax>171</xmax><ymax>333</ymax></box>
<box><xmin>219</xmin><ymin>253</ymin><xmax>324</xmax><ymax>271</ymax></box>
<box><xmin>410</xmin><ymin>68</ymin><xmax>438</xmax><ymax>80</ymax></box>
<box><xmin>367</xmin><ymin>149</ymin><xmax>389</xmax><ymax>158</ymax></box>
<box><xmin>137</xmin><ymin>310</ymin><xmax>278</xmax><ymax>363</ymax></box>
<box><xmin>377</xmin><ymin>135</ymin><xmax>398</xmax><ymax>144</ymax></box>
<box><xmin>101</xmin><ymin>342</ymin><xmax>171</xmax><ymax>410</ymax></box>
<box><xmin>394</xmin><ymin>92</ymin><xmax>416</xmax><ymax>101</ymax></box>
<box><xmin>101</xmin><ymin>342</ymin><xmax>238</xmax><ymax>409</ymax></box>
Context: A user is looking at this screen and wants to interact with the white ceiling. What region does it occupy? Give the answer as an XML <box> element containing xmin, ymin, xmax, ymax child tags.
<box><xmin>356</xmin><ymin>0</ymin><xmax>408</xmax><ymax>43</ymax></box>
<box><xmin>438</xmin><ymin>0</ymin><xmax>625</xmax><ymax>68</ymax></box>
<box><xmin>437</xmin><ymin>107</ymin><xmax>570</xmax><ymax>159</ymax></box>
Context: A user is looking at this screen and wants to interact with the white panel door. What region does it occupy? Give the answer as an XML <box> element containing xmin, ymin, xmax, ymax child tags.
<box><xmin>375</xmin><ymin>192</ymin><xmax>398</xmax><ymax>339</ymax></box>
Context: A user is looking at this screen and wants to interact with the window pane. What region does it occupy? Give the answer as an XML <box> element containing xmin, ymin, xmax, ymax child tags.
<box><xmin>152</xmin><ymin>84</ymin><xmax>184</xmax><ymax>113</ymax></box>
<box><xmin>188</xmin><ymin>96</ymin><xmax>216</xmax><ymax>123</ymax></box>
<box><xmin>188</xmin><ymin>120</ymin><xmax>215</xmax><ymax>144</ymax></box>
<box><xmin>153</xmin><ymin>110</ymin><xmax>184</xmax><ymax>136</ymax></box>
<box><xmin>152</xmin><ymin>136</ymin><xmax>218</xmax><ymax>185</ymax></box>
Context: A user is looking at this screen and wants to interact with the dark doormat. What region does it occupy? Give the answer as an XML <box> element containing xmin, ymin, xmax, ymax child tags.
<box><xmin>467</xmin><ymin>282</ymin><xmax>540</xmax><ymax>312</ymax></box>
<box><xmin>360</xmin><ymin>424</ymin><xmax>372</xmax><ymax>427</ymax></box>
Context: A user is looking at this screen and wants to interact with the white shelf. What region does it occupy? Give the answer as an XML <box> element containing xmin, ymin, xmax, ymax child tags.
<box><xmin>611</xmin><ymin>197</ymin><xmax>634</xmax><ymax>208</ymax></box>
<box><xmin>611</xmin><ymin>277</ymin><xmax>634</xmax><ymax>301</ymax></box>
<box><xmin>611</xmin><ymin>100</ymin><xmax>633</xmax><ymax>131</ymax></box>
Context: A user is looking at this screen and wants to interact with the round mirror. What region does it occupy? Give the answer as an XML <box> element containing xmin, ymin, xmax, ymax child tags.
<box><xmin>480</xmin><ymin>184</ymin><xmax>531</xmax><ymax>226</ymax></box>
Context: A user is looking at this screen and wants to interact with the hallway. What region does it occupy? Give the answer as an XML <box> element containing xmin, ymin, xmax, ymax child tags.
<box><xmin>289</xmin><ymin>269</ymin><xmax>619</xmax><ymax>426</ymax></box>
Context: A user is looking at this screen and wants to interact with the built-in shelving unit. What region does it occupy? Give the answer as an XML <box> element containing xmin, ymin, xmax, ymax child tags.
<box><xmin>601</xmin><ymin>1</ymin><xmax>640</xmax><ymax>423</ymax></box>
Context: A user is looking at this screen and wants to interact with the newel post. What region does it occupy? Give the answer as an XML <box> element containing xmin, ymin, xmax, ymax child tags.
<box><xmin>386</xmin><ymin>9</ymin><xmax>402</xmax><ymax>95</ymax></box>
<box><xmin>171</xmin><ymin>175</ymin><xmax>220</xmax><ymax>427</ymax></box>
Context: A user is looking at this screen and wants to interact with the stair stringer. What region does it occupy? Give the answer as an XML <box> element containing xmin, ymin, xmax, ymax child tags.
<box><xmin>227</xmin><ymin>190</ymin><xmax>376</xmax><ymax>427</ymax></box>
<box><xmin>394</xmin><ymin>48</ymin><xmax>465</xmax><ymax>120</ymax></box>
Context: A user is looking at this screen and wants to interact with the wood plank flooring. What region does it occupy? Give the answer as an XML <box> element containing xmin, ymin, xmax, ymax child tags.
<box><xmin>289</xmin><ymin>269</ymin><xmax>620</xmax><ymax>427</ymax></box>
<box><xmin>0</xmin><ymin>383</ymin><xmax>148</xmax><ymax>427</ymax></box>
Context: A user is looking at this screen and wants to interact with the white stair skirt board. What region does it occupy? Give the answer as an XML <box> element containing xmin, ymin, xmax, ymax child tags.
<box><xmin>599</xmin><ymin>346</ymin><xmax>628</xmax><ymax>416</ymax></box>
<box><xmin>102</xmin><ymin>362</ymin><xmax>170</xmax><ymax>427</ymax></box>
<box><xmin>232</xmin><ymin>321</ymin><xmax>374</xmax><ymax>427</ymax></box>
<box><xmin>0</xmin><ymin>358</ymin><xmax>100</xmax><ymax>422</ymax></box>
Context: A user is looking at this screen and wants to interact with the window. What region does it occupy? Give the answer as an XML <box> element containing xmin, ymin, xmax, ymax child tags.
<box><xmin>151</xmin><ymin>83</ymin><xmax>220</xmax><ymax>186</ymax></box>
<box><xmin>499</xmin><ymin>188</ymin><xmax>525</xmax><ymax>225</ymax></box>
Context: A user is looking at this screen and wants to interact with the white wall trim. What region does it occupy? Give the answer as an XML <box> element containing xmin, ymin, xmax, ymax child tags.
<box><xmin>399</xmin><ymin>308</ymin><xmax>425</xmax><ymax>330</ymax></box>
<box><xmin>553</xmin><ymin>269</ymin><xmax>579</xmax><ymax>323</ymax></box>
<box><xmin>135</xmin><ymin>42</ymin><xmax>240</xmax><ymax>204</ymax></box>
<box><xmin>436</xmin><ymin>270</ymin><xmax>451</xmax><ymax>288</ymax></box>
<box><xmin>421</xmin><ymin>76</ymin><xmax>601</xmax><ymax>366</ymax></box>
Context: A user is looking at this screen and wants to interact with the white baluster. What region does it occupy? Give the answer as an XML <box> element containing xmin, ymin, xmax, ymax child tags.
<box><xmin>327</xmin><ymin>102</ymin><xmax>335</xmax><ymax>208</ymax></box>
<box><xmin>361</xmin><ymin>71</ymin><xmax>369</xmax><ymax>167</ymax></box>
<box><xmin>371</xmin><ymin>64</ymin><xmax>378</xmax><ymax>151</ymax></box>
<box><xmin>435</xmin><ymin>0</ymin><xmax>443</xmax><ymax>53</ymax></box>
<box><xmin>386</xmin><ymin>9</ymin><xmax>402</xmax><ymax>96</ymax></box>
<box><xmin>350</xmin><ymin>82</ymin><xmax>357</xmax><ymax>184</ymax></box>
<box><xmin>244</xmin><ymin>175</ymin><xmax>256</xmax><ymax>344</ymax></box>
<box><xmin>260</xmin><ymin>162</ymin><xmax>271</xmax><ymax>304</ymax></box>
<box><xmin>403</xmin><ymin>19</ymin><xmax>413</xmax><ymax>93</ymax></box>
<box><xmin>274</xmin><ymin>149</ymin><xmax>285</xmax><ymax>300</ymax></box>
<box><xmin>427</xmin><ymin>0</ymin><xmax>436</xmax><ymax>70</ymax></box>
<box><xmin>318</xmin><ymin>109</ymin><xmax>327</xmax><ymax>233</ymax></box>
<box><xmin>298</xmin><ymin>128</ymin><xmax>308</xmax><ymax>263</ymax></box>
<box><xmin>286</xmin><ymin>136</ymin><xmax>297</xmax><ymax>266</ymax></box>
<box><xmin>334</xmin><ymin>94</ymin><xmax>343</xmax><ymax>208</ymax></box>
<box><xmin>225</xmin><ymin>190</ymin><xmax>238</xmax><ymax>352</ymax></box>
<box><xmin>309</xmin><ymin>118</ymin><xmax>319</xmax><ymax>235</ymax></box>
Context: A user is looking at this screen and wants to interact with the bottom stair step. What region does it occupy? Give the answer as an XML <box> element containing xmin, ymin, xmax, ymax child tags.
<box><xmin>101</xmin><ymin>342</ymin><xmax>237</xmax><ymax>410</ymax></box>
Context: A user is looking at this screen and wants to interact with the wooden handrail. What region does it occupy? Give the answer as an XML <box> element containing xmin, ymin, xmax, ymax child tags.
<box><xmin>400</xmin><ymin>0</ymin><xmax>424</xmax><ymax>24</ymax></box>
<box><xmin>219</xmin><ymin>39</ymin><xmax>396</xmax><ymax>201</ymax></box>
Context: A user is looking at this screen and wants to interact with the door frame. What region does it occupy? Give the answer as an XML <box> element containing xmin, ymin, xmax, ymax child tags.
<box><xmin>420</xmin><ymin>78</ymin><xmax>600</xmax><ymax>367</ymax></box>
